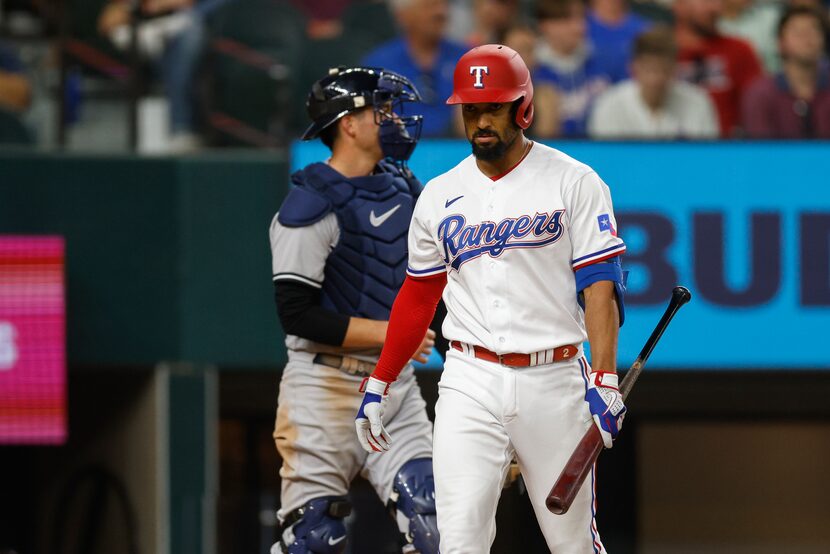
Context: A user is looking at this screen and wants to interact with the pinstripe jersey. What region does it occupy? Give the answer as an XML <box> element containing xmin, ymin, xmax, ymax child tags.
<box><xmin>406</xmin><ymin>142</ymin><xmax>625</xmax><ymax>354</ymax></box>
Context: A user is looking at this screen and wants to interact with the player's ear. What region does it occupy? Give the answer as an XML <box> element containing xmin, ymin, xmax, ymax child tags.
<box><xmin>339</xmin><ymin>113</ymin><xmax>357</xmax><ymax>140</ymax></box>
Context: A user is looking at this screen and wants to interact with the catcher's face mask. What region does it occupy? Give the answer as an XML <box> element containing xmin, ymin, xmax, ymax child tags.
<box><xmin>372</xmin><ymin>72</ymin><xmax>423</xmax><ymax>164</ymax></box>
<box><xmin>303</xmin><ymin>67</ymin><xmax>424</xmax><ymax>163</ymax></box>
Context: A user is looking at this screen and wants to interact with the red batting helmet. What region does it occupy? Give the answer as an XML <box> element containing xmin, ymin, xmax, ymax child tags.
<box><xmin>446</xmin><ymin>44</ymin><xmax>534</xmax><ymax>129</ymax></box>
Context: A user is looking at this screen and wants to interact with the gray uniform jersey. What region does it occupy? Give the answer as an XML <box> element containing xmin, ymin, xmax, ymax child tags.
<box><xmin>269</xmin><ymin>210</ymin><xmax>432</xmax><ymax>516</ymax></box>
<box><xmin>270</xmin><ymin>212</ymin><xmax>379</xmax><ymax>361</ymax></box>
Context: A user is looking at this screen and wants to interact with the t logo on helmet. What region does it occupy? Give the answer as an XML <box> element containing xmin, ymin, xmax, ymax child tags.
<box><xmin>470</xmin><ymin>66</ymin><xmax>489</xmax><ymax>88</ymax></box>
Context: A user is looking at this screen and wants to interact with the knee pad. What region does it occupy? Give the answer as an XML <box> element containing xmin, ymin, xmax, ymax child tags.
<box><xmin>276</xmin><ymin>496</ymin><xmax>351</xmax><ymax>554</ymax></box>
<box><xmin>391</xmin><ymin>458</ymin><xmax>440</xmax><ymax>554</ymax></box>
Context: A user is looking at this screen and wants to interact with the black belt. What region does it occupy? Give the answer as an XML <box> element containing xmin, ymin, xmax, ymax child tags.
<box><xmin>313</xmin><ymin>353</ymin><xmax>376</xmax><ymax>378</ymax></box>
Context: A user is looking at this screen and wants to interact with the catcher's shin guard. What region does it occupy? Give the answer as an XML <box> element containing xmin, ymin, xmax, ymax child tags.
<box><xmin>272</xmin><ymin>496</ymin><xmax>351</xmax><ymax>554</ymax></box>
<box><xmin>389</xmin><ymin>458</ymin><xmax>440</xmax><ymax>554</ymax></box>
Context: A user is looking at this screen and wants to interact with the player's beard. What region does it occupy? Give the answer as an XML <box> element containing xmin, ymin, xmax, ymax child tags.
<box><xmin>470</xmin><ymin>129</ymin><xmax>519</xmax><ymax>161</ymax></box>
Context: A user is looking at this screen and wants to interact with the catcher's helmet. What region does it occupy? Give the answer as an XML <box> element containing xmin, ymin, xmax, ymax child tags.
<box><xmin>446</xmin><ymin>44</ymin><xmax>534</xmax><ymax>129</ymax></box>
<box><xmin>302</xmin><ymin>67</ymin><xmax>423</xmax><ymax>162</ymax></box>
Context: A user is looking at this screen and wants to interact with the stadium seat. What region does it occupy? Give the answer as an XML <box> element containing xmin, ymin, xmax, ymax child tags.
<box><xmin>206</xmin><ymin>0</ymin><xmax>399</xmax><ymax>146</ymax></box>
<box><xmin>57</xmin><ymin>0</ymin><xmax>153</xmax><ymax>149</ymax></box>
<box><xmin>206</xmin><ymin>0</ymin><xmax>305</xmax><ymax>146</ymax></box>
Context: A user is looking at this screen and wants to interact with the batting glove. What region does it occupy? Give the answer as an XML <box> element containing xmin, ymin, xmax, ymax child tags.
<box><xmin>355</xmin><ymin>377</ymin><xmax>392</xmax><ymax>453</ymax></box>
<box><xmin>585</xmin><ymin>371</ymin><xmax>626</xmax><ymax>448</ymax></box>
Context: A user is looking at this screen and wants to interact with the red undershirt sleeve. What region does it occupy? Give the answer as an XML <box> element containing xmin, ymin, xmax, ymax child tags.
<box><xmin>372</xmin><ymin>273</ymin><xmax>448</xmax><ymax>383</ymax></box>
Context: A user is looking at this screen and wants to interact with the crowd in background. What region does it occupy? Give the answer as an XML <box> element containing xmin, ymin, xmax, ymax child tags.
<box><xmin>365</xmin><ymin>0</ymin><xmax>830</xmax><ymax>140</ymax></box>
<box><xmin>1</xmin><ymin>0</ymin><xmax>830</xmax><ymax>149</ymax></box>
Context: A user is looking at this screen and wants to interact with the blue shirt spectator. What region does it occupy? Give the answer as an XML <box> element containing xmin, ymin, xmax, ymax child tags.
<box><xmin>534</xmin><ymin>56</ymin><xmax>610</xmax><ymax>137</ymax></box>
<box><xmin>362</xmin><ymin>37</ymin><xmax>466</xmax><ymax>137</ymax></box>
<box><xmin>536</xmin><ymin>0</ymin><xmax>612</xmax><ymax>137</ymax></box>
<box><xmin>362</xmin><ymin>0</ymin><xmax>466</xmax><ymax>137</ymax></box>
<box><xmin>587</xmin><ymin>6</ymin><xmax>650</xmax><ymax>82</ymax></box>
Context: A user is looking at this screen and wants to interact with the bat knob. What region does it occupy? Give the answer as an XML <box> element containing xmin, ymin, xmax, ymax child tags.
<box><xmin>672</xmin><ymin>286</ymin><xmax>692</xmax><ymax>305</ymax></box>
<box><xmin>546</xmin><ymin>500</ymin><xmax>566</xmax><ymax>515</ymax></box>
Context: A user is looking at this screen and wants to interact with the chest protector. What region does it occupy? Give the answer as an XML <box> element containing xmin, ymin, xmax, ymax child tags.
<box><xmin>278</xmin><ymin>161</ymin><xmax>421</xmax><ymax>319</ymax></box>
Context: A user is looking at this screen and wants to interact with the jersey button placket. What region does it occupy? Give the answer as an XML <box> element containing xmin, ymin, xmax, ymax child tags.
<box><xmin>492</xmin><ymin>298</ymin><xmax>506</xmax><ymax>340</ymax></box>
<box><xmin>488</xmin><ymin>189</ymin><xmax>510</xmax><ymax>351</ymax></box>
<box><xmin>481</xmin><ymin>189</ymin><xmax>501</xmax><ymax>347</ymax></box>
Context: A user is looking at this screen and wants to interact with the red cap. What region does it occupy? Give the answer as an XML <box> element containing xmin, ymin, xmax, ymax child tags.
<box><xmin>446</xmin><ymin>44</ymin><xmax>534</xmax><ymax>129</ymax></box>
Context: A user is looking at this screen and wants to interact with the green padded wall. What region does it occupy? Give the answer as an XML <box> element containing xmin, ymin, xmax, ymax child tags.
<box><xmin>0</xmin><ymin>151</ymin><xmax>289</xmax><ymax>367</ymax></box>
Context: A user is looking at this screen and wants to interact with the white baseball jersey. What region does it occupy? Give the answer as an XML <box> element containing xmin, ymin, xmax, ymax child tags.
<box><xmin>406</xmin><ymin>142</ymin><xmax>625</xmax><ymax>354</ymax></box>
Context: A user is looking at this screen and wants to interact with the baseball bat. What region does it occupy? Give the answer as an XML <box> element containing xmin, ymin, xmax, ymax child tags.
<box><xmin>545</xmin><ymin>286</ymin><xmax>692</xmax><ymax>515</ymax></box>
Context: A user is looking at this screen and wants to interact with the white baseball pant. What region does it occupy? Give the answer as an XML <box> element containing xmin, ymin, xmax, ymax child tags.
<box><xmin>433</xmin><ymin>348</ymin><xmax>607</xmax><ymax>553</ymax></box>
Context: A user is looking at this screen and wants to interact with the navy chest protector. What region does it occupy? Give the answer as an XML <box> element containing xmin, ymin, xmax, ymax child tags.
<box><xmin>278</xmin><ymin>161</ymin><xmax>421</xmax><ymax>320</ymax></box>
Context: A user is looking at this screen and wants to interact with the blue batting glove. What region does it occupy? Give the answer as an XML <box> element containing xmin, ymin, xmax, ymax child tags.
<box><xmin>355</xmin><ymin>377</ymin><xmax>392</xmax><ymax>453</ymax></box>
<box><xmin>585</xmin><ymin>371</ymin><xmax>626</xmax><ymax>448</ymax></box>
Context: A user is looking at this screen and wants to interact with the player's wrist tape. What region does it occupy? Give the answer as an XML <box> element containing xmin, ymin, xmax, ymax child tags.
<box><xmin>360</xmin><ymin>376</ymin><xmax>390</xmax><ymax>396</ymax></box>
<box><xmin>590</xmin><ymin>371</ymin><xmax>619</xmax><ymax>390</ymax></box>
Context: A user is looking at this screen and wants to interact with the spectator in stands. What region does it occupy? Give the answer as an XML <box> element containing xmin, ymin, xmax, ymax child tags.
<box><xmin>535</xmin><ymin>0</ymin><xmax>611</xmax><ymax>137</ymax></box>
<box><xmin>789</xmin><ymin>0</ymin><xmax>830</xmax><ymax>58</ymax></box>
<box><xmin>98</xmin><ymin>0</ymin><xmax>227</xmax><ymax>151</ymax></box>
<box><xmin>674</xmin><ymin>0</ymin><xmax>764</xmax><ymax>137</ymax></box>
<box><xmin>718</xmin><ymin>0</ymin><xmax>782</xmax><ymax>73</ymax></box>
<box><xmin>0</xmin><ymin>41</ymin><xmax>32</xmax><ymax>144</ymax></box>
<box><xmin>464</xmin><ymin>0</ymin><xmax>520</xmax><ymax>46</ymax></box>
<box><xmin>742</xmin><ymin>4</ymin><xmax>830</xmax><ymax>138</ymax></box>
<box><xmin>588</xmin><ymin>0</ymin><xmax>651</xmax><ymax>83</ymax></box>
<box><xmin>0</xmin><ymin>42</ymin><xmax>31</xmax><ymax>114</ymax></box>
<box><xmin>588</xmin><ymin>26</ymin><xmax>719</xmax><ymax>139</ymax></box>
<box><xmin>362</xmin><ymin>0</ymin><xmax>467</xmax><ymax>137</ymax></box>
<box><xmin>288</xmin><ymin>0</ymin><xmax>353</xmax><ymax>39</ymax></box>
<box><xmin>503</xmin><ymin>24</ymin><xmax>561</xmax><ymax>137</ymax></box>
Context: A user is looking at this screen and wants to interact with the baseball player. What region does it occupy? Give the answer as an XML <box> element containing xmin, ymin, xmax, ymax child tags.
<box><xmin>355</xmin><ymin>45</ymin><xmax>627</xmax><ymax>553</ymax></box>
<box><xmin>269</xmin><ymin>67</ymin><xmax>440</xmax><ymax>554</ymax></box>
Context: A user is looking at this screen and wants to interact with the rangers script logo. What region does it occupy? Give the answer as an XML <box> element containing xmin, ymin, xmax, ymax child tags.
<box><xmin>438</xmin><ymin>211</ymin><xmax>565</xmax><ymax>270</ymax></box>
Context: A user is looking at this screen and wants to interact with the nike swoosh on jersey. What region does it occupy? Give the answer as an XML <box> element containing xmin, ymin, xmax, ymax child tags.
<box><xmin>445</xmin><ymin>195</ymin><xmax>464</xmax><ymax>208</ymax></box>
<box><xmin>369</xmin><ymin>204</ymin><xmax>402</xmax><ymax>227</ymax></box>
<box><xmin>328</xmin><ymin>536</ymin><xmax>346</xmax><ymax>546</ymax></box>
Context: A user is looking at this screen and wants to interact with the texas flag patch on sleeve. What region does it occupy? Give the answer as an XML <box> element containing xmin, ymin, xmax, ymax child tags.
<box><xmin>597</xmin><ymin>214</ymin><xmax>617</xmax><ymax>236</ymax></box>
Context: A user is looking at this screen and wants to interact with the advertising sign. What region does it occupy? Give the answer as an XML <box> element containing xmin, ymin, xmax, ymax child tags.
<box><xmin>0</xmin><ymin>237</ymin><xmax>66</xmax><ymax>443</ymax></box>
<box><xmin>293</xmin><ymin>141</ymin><xmax>830</xmax><ymax>369</ymax></box>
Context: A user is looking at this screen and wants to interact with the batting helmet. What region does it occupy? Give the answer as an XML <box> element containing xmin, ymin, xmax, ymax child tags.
<box><xmin>446</xmin><ymin>44</ymin><xmax>534</xmax><ymax>129</ymax></box>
